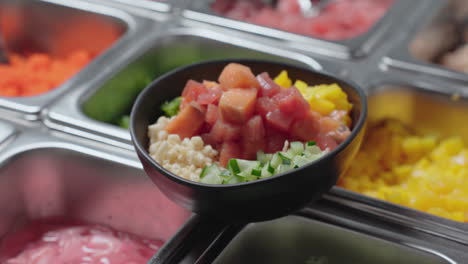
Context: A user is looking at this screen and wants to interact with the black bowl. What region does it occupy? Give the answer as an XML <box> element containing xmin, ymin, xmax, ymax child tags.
<box><xmin>130</xmin><ymin>59</ymin><xmax>367</xmax><ymax>222</ymax></box>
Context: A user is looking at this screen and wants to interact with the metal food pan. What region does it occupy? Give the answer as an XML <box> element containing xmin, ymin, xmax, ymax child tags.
<box><xmin>386</xmin><ymin>0</ymin><xmax>468</xmax><ymax>84</ymax></box>
<box><xmin>0</xmin><ymin>0</ymin><xmax>140</xmax><ymax>121</ymax></box>
<box><xmin>183</xmin><ymin>0</ymin><xmax>417</xmax><ymax>59</ymax></box>
<box><xmin>0</xmin><ymin>120</ymin><xmax>16</xmax><ymax>148</ymax></box>
<box><xmin>150</xmin><ymin>200</ymin><xmax>467</xmax><ymax>263</ymax></box>
<box><xmin>0</xmin><ymin>130</ymin><xmax>192</xmax><ymax>261</ymax></box>
<box><xmin>328</xmin><ymin>72</ymin><xmax>468</xmax><ymax>244</ymax></box>
<box><xmin>44</xmin><ymin>25</ymin><xmax>338</xmax><ymax>151</ymax></box>
<box><xmin>99</xmin><ymin>0</ymin><xmax>171</xmax><ymax>13</ymax></box>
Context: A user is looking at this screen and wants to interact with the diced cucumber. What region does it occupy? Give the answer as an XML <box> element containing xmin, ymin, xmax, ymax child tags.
<box><xmin>293</xmin><ymin>155</ymin><xmax>311</xmax><ymax>168</ymax></box>
<box><xmin>278</xmin><ymin>152</ymin><xmax>292</xmax><ymax>165</ymax></box>
<box><xmin>260</xmin><ymin>165</ymin><xmax>274</xmax><ymax>178</ymax></box>
<box><xmin>227</xmin><ymin>159</ymin><xmax>241</xmax><ymax>174</ymax></box>
<box><xmin>289</xmin><ymin>141</ymin><xmax>305</xmax><ymax>155</ymax></box>
<box><xmin>251</xmin><ymin>169</ymin><xmax>262</xmax><ymax>177</ymax></box>
<box><xmin>305</xmin><ymin>145</ymin><xmax>322</xmax><ymax>155</ymax></box>
<box><xmin>257</xmin><ymin>151</ymin><xmax>272</xmax><ymax>165</ymax></box>
<box><xmin>277</xmin><ymin>163</ymin><xmax>292</xmax><ymax>174</ymax></box>
<box><xmin>200</xmin><ymin>165</ymin><xmax>223</xmax><ymax>184</ymax></box>
<box><xmin>236</xmin><ymin>160</ymin><xmax>261</xmax><ymax>172</ymax></box>
<box><xmin>223</xmin><ymin>175</ymin><xmax>244</xmax><ymax>184</ymax></box>
<box><xmin>270</xmin><ymin>153</ymin><xmax>281</xmax><ymax>168</ymax></box>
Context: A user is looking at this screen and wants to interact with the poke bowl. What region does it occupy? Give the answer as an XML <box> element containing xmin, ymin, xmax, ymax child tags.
<box><xmin>130</xmin><ymin>59</ymin><xmax>367</xmax><ymax>222</ymax></box>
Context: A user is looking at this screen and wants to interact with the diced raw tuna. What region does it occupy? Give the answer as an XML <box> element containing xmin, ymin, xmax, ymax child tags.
<box><xmin>265</xmin><ymin>109</ymin><xmax>294</xmax><ymax>133</ymax></box>
<box><xmin>273</xmin><ymin>86</ymin><xmax>309</xmax><ymax>119</ymax></box>
<box><xmin>210</xmin><ymin>119</ymin><xmax>242</xmax><ymax>142</ymax></box>
<box><xmin>291</xmin><ymin>110</ymin><xmax>321</xmax><ymax>141</ymax></box>
<box><xmin>255</xmin><ymin>96</ymin><xmax>278</xmax><ymax>117</ymax></box>
<box><xmin>242</xmin><ymin>115</ymin><xmax>266</xmax><ymax>159</ymax></box>
<box><xmin>182</xmin><ymin>80</ymin><xmax>207</xmax><ymax>103</ymax></box>
<box><xmin>218</xmin><ymin>63</ymin><xmax>260</xmax><ymax>90</ymax></box>
<box><xmin>316</xmin><ymin>133</ymin><xmax>338</xmax><ymax>150</ymax></box>
<box><xmin>165</xmin><ymin>102</ymin><xmax>205</xmax><ymax>139</ymax></box>
<box><xmin>219</xmin><ymin>88</ymin><xmax>257</xmax><ymax>124</ymax></box>
<box><xmin>197</xmin><ymin>86</ymin><xmax>223</xmax><ymax>105</ymax></box>
<box><xmin>256</xmin><ymin>72</ymin><xmax>281</xmax><ymax>97</ymax></box>
<box><xmin>219</xmin><ymin>142</ymin><xmax>242</xmax><ymax>166</ymax></box>
<box><xmin>205</xmin><ymin>104</ymin><xmax>219</xmax><ymax>125</ymax></box>
<box><xmin>265</xmin><ymin>129</ymin><xmax>288</xmax><ymax>153</ymax></box>
<box><xmin>319</xmin><ymin>116</ymin><xmax>341</xmax><ymax>134</ymax></box>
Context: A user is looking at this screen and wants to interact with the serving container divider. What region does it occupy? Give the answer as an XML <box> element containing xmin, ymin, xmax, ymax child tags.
<box><xmin>0</xmin><ymin>0</ymin><xmax>467</xmax><ymax>263</ymax></box>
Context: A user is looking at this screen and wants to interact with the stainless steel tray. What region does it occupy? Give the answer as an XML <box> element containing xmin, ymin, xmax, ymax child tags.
<box><xmin>1</xmin><ymin>0</ymin><xmax>468</xmax><ymax>262</ymax></box>
<box><xmin>0</xmin><ymin>128</ymin><xmax>192</xmax><ymax>260</ymax></box>
<box><xmin>327</xmin><ymin>69</ymin><xmax>468</xmax><ymax>245</ymax></box>
<box><xmin>0</xmin><ymin>0</ymin><xmax>138</xmax><ymax>121</ymax></box>
<box><xmin>0</xmin><ymin>120</ymin><xmax>16</xmax><ymax>147</ymax></box>
<box><xmin>44</xmin><ymin>24</ymin><xmax>341</xmax><ymax>151</ymax></box>
<box><xmin>183</xmin><ymin>0</ymin><xmax>417</xmax><ymax>59</ymax></box>
<box><xmin>386</xmin><ymin>0</ymin><xmax>468</xmax><ymax>84</ymax></box>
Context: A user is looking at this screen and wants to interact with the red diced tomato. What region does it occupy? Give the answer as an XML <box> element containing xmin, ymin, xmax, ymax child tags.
<box><xmin>205</xmin><ymin>104</ymin><xmax>219</xmax><ymax>125</ymax></box>
<box><xmin>210</xmin><ymin>120</ymin><xmax>241</xmax><ymax>142</ymax></box>
<box><xmin>182</xmin><ymin>80</ymin><xmax>208</xmax><ymax>103</ymax></box>
<box><xmin>219</xmin><ymin>142</ymin><xmax>242</xmax><ymax>167</ymax></box>
<box><xmin>197</xmin><ymin>86</ymin><xmax>223</xmax><ymax>105</ymax></box>
<box><xmin>274</xmin><ymin>87</ymin><xmax>309</xmax><ymax>119</ymax></box>
<box><xmin>265</xmin><ymin>109</ymin><xmax>294</xmax><ymax>133</ymax></box>
<box><xmin>290</xmin><ymin>110</ymin><xmax>321</xmax><ymax>141</ymax></box>
<box><xmin>256</xmin><ymin>72</ymin><xmax>281</xmax><ymax>97</ymax></box>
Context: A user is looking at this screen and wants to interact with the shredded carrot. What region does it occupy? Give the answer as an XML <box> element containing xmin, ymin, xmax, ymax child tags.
<box><xmin>0</xmin><ymin>50</ymin><xmax>92</xmax><ymax>97</ymax></box>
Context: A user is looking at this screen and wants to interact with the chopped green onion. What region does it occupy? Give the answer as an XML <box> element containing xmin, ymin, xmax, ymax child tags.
<box><xmin>307</xmin><ymin>141</ymin><xmax>316</xmax><ymax>146</ymax></box>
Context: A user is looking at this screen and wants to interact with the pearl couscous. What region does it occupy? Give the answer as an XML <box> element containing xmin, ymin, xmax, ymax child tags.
<box><xmin>339</xmin><ymin>119</ymin><xmax>468</xmax><ymax>222</ymax></box>
<box><xmin>148</xmin><ymin>116</ymin><xmax>218</xmax><ymax>182</ymax></box>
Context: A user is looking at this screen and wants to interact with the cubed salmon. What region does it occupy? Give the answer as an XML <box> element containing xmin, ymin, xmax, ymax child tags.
<box><xmin>219</xmin><ymin>88</ymin><xmax>258</xmax><ymax>124</ymax></box>
<box><xmin>165</xmin><ymin>102</ymin><xmax>205</xmax><ymax>139</ymax></box>
<box><xmin>218</xmin><ymin>63</ymin><xmax>260</xmax><ymax>90</ymax></box>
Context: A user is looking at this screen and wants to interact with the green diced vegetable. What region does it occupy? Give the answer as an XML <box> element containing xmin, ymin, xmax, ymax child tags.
<box><xmin>289</xmin><ymin>141</ymin><xmax>305</xmax><ymax>155</ymax></box>
<box><xmin>197</xmin><ymin>139</ymin><xmax>324</xmax><ymax>184</ymax></box>
<box><xmin>227</xmin><ymin>159</ymin><xmax>241</xmax><ymax>174</ymax></box>
<box><xmin>307</xmin><ymin>141</ymin><xmax>316</xmax><ymax>146</ymax></box>
<box><xmin>257</xmin><ymin>151</ymin><xmax>272</xmax><ymax>165</ymax></box>
<box><xmin>251</xmin><ymin>169</ymin><xmax>262</xmax><ymax>177</ymax></box>
<box><xmin>270</xmin><ymin>153</ymin><xmax>281</xmax><ymax>169</ymax></box>
<box><xmin>161</xmin><ymin>96</ymin><xmax>182</xmax><ymax>117</ymax></box>
<box><xmin>278</xmin><ymin>152</ymin><xmax>292</xmax><ymax>165</ymax></box>
<box><xmin>200</xmin><ymin>165</ymin><xmax>223</xmax><ymax>184</ymax></box>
